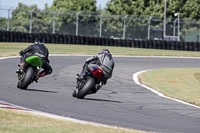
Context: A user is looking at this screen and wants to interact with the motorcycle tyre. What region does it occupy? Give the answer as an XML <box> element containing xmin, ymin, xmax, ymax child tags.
<box><xmin>18</xmin><ymin>67</ymin><xmax>35</xmax><ymax>90</ymax></box>
<box><xmin>76</xmin><ymin>77</ymin><xmax>95</xmax><ymax>99</ymax></box>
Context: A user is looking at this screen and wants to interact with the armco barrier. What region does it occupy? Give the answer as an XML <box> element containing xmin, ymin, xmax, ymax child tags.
<box><xmin>0</xmin><ymin>30</ymin><xmax>199</xmax><ymax>51</ymax></box>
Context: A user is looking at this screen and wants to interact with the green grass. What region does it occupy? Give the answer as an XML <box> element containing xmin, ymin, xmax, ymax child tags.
<box><xmin>1</xmin><ymin>42</ymin><xmax>200</xmax><ymax>57</ymax></box>
<box><xmin>139</xmin><ymin>68</ymin><xmax>200</xmax><ymax>106</ymax></box>
<box><xmin>0</xmin><ymin>109</ymin><xmax>153</xmax><ymax>133</ymax></box>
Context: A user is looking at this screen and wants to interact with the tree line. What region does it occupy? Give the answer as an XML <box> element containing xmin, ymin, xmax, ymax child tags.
<box><xmin>0</xmin><ymin>0</ymin><xmax>200</xmax><ymax>40</ymax></box>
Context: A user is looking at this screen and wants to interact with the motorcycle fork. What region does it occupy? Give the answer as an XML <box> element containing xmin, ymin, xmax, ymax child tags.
<box><xmin>17</xmin><ymin>65</ymin><xmax>26</xmax><ymax>81</ymax></box>
<box><xmin>76</xmin><ymin>78</ymin><xmax>87</xmax><ymax>89</ymax></box>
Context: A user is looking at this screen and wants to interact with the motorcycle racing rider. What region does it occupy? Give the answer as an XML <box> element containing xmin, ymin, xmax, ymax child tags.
<box><xmin>16</xmin><ymin>39</ymin><xmax>53</xmax><ymax>82</ymax></box>
<box><xmin>74</xmin><ymin>49</ymin><xmax>114</xmax><ymax>96</ymax></box>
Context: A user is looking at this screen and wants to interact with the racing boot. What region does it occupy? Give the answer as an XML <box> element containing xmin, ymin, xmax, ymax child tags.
<box><xmin>35</xmin><ymin>72</ymin><xmax>46</xmax><ymax>83</ymax></box>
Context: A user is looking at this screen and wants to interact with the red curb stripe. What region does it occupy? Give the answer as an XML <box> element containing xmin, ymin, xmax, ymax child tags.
<box><xmin>0</xmin><ymin>107</ymin><xmax>29</xmax><ymax>111</ymax></box>
<box><xmin>0</xmin><ymin>103</ymin><xmax>11</xmax><ymax>106</ymax></box>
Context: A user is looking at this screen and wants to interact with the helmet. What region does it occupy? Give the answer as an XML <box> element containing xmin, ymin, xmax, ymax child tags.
<box><xmin>99</xmin><ymin>49</ymin><xmax>110</xmax><ymax>54</ymax></box>
<box><xmin>34</xmin><ymin>38</ymin><xmax>44</xmax><ymax>44</ymax></box>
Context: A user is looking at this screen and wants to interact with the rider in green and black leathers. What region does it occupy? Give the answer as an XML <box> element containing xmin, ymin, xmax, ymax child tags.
<box><xmin>18</xmin><ymin>39</ymin><xmax>53</xmax><ymax>80</ymax></box>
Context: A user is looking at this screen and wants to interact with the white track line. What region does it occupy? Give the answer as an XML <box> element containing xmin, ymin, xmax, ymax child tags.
<box><xmin>2</xmin><ymin>54</ymin><xmax>200</xmax><ymax>59</ymax></box>
<box><xmin>133</xmin><ymin>70</ymin><xmax>200</xmax><ymax>109</ymax></box>
<box><xmin>51</xmin><ymin>54</ymin><xmax>200</xmax><ymax>59</ymax></box>
<box><xmin>0</xmin><ymin>56</ymin><xmax>19</xmax><ymax>59</ymax></box>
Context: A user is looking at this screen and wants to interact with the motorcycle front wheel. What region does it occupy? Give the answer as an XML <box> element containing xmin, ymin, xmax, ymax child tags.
<box><xmin>76</xmin><ymin>77</ymin><xmax>95</xmax><ymax>99</ymax></box>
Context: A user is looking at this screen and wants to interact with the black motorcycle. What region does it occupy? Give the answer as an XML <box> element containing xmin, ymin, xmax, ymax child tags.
<box><xmin>73</xmin><ymin>65</ymin><xmax>105</xmax><ymax>99</ymax></box>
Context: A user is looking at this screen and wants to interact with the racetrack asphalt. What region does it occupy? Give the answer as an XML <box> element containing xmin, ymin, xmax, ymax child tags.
<box><xmin>0</xmin><ymin>55</ymin><xmax>200</xmax><ymax>133</ymax></box>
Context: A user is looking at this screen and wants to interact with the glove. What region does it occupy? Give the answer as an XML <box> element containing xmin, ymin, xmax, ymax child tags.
<box><xmin>19</xmin><ymin>50</ymin><xmax>24</xmax><ymax>56</ymax></box>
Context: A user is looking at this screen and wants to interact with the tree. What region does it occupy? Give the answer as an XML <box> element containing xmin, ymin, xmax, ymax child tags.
<box><xmin>106</xmin><ymin>0</ymin><xmax>200</xmax><ymax>19</ymax></box>
<box><xmin>52</xmin><ymin>0</ymin><xmax>96</xmax><ymax>12</ymax></box>
<box><xmin>11</xmin><ymin>3</ymin><xmax>53</xmax><ymax>33</ymax></box>
<box><xmin>105</xmin><ymin>0</ymin><xmax>148</xmax><ymax>38</ymax></box>
<box><xmin>144</xmin><ymin>0</ymin><xmax>163</xmax><ymax>17</ymax></box>
<box><xmin>180</xmin><ymin>0</ymin><xmax>200</xmax><ymax>41</ymax></box>
<box><xmin>104</xmin><ymin>0</ymin><xmax>200</xmax><ymax>39</ymax></box>
<box><xmin>33</xmin><ymin>4</ymin><xmax>53</xmax><ymax>33</ymax></box>
<box><xmin>0</xmin><ymin>18</ymin><xmax>7</xmax><ymax>31</ymax></box>
<box><xmin>51</xmin><ymin>0</ymin><xmax>97</xmax><ymax>35</ymax></box>
<box><xmin>106</xmin><ymin>0</ymin><xmax>145</xmax><ymax>16</ymax></box>
<box><xmin>182</xmin><ymin>0</ymin><xmax>200</xmax><ymax>20</ymax></box>
<box><xmin>11</xmin><ymin>3</ymin><xmax>31</xmax><ymax>32</ymax></box>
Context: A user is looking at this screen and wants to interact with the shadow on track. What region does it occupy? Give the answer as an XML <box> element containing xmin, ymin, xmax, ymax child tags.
<box><xmin>84</xmin><ymin>98</ymin><xmax>122</xmax><ymax>103</ymax></box>
<box><xmin>27</xmin><ymin>89</ymin><xmax>58</xmax><ymax>93</ymax></box>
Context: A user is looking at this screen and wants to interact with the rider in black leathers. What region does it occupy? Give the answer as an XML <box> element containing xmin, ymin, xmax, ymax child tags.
<box><xmin>17</xmin><ymin>39</ymin><xmax>53</xmax><ymax>80</ymax></box>
<box><xmin>77</xmin><ymin>49</ymin><xmax>114</xmax><ymax>88</ymax></box>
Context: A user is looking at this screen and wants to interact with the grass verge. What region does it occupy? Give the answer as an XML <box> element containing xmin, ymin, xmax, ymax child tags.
<box><xmin>1</xmin><ymin>42</ymin><xmax>200</xmax><ymax>57</ymax></box>
<box><xmin>0</xmin><ymin>108</ymin><xmax>153</xmax><ymax>133</ymax></box>
<box><xmin>139</xmin><ymin>68</ymin><xmax>200</xmax><ymax>106</ymax></box>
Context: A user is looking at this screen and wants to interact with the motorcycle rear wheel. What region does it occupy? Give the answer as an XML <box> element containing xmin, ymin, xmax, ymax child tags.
<box><xmin>76</xmin><ymin>77</ymin><xmax>95</xmax><ymax>99</ymax></box>
<box><xmin>18</xmin><ymin>67</ymin><xmax>35</xmax><ymax>90</ymax></box>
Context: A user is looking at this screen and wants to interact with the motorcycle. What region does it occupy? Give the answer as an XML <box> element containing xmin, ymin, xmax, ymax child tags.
<box><xmin>73</xmin><ymin>65</ymin><xmax>105</xmax><ymax>99</ymax></box>
<box><xmin>17</xmin><ymin>56</ymin><xmax>42</xmax><ymax>90</ymax></box>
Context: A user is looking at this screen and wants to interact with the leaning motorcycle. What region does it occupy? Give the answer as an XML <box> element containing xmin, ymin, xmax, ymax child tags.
<box><xmin>73</xmin><ymin>65</ymin><xmax>105</xmax><ymax>99</ymax></box>
<box><xmin>17</xmin><ymin>56</ymin><xmax>42</xmax><ymax>90</ymax></box>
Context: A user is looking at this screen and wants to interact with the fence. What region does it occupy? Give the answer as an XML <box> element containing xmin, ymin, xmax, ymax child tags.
<box><xmin>0</xmin><ymin>8</ymin><xmax>200</xmax><ymax>42</ymax></box>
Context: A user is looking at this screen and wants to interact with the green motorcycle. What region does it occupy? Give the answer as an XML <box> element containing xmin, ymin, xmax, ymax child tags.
<box><xmin>17</xmin><ymin>56</ymin><xmax>42</xmax><ymax>90</ymax></box>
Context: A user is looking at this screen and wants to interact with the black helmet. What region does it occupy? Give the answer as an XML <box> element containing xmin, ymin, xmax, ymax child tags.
<box><xmin>34</xmin><ymin>38</ymin><xmax>44</xmax><ymax>44</ymax></box>
<box><xmin>99</xmin><ymin>49</ymin><xmax>110</xmax><ymax>54</ymax></box>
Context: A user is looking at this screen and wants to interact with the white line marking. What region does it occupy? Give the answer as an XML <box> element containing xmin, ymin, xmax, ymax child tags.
<box><xmin>0</xmin><ymin>105</ymin><xmax>9</xmax><ymax>108</ymax></box>
<box><xmin>50</xmin><ymin>54</ymin><xmax>200</xmax><ymax>59</ymax></box>
<box><xmin>0</xmin><ymin>56</ymin><xmax>19</xmax><ymax>59</ymax></box>
<box><xmin>133</xmin><ymin>70</ymin><xmax>200</xmax><ymax>109</ymax></box>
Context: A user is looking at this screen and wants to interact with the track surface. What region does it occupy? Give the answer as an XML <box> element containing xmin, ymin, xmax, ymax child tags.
<box><xmin>0</xmin><ymin>56</ymin><xmax>200</xmax><ymax>133</ymax></box>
